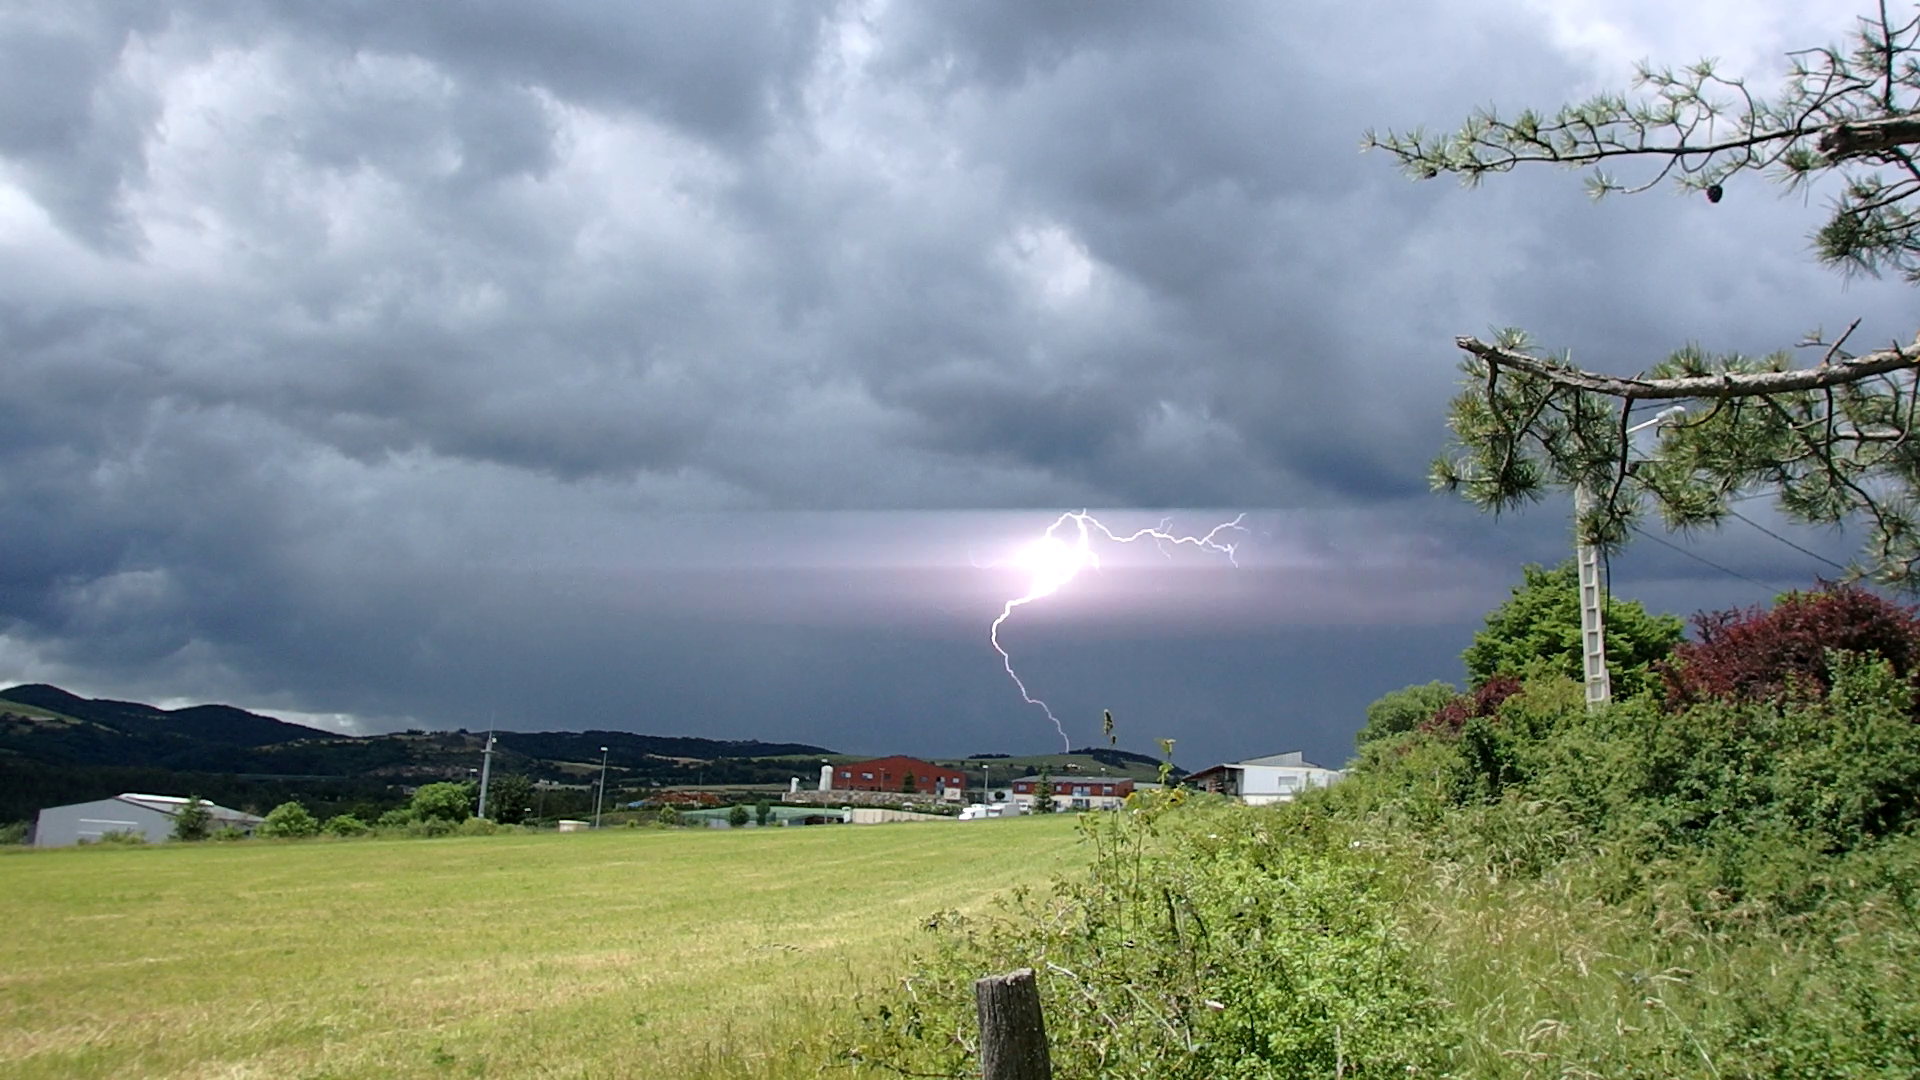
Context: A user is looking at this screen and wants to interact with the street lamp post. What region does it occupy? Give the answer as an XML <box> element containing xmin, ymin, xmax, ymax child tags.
<box><xmin>594</xmin><ymin>746</ymin><xmax>610</xmax><ymax>829</ymax></box>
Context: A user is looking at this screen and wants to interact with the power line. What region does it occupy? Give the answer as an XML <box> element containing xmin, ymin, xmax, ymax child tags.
<box><xmin>1725</xmin><ymin>509</ymin><xmax>1849</xmax><ymax>572</ymax></box>
<box><xmin>1630</xmin><ymin>526</ymin><xmax>1782</xmax><ymax>591</ymax></box>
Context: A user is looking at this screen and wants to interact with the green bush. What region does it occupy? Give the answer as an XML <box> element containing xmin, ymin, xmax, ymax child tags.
<box><xmin>0</xmin><ymin>820</ymin><xmax>29</xmax><ymax>845</ymax></box>
<box><xmin>754</xmin><ymin>801</ymin><xmax>772</xmax><ymax>826</ymax></box>
<box><xmin>322</xmin><ymin>814</ymin><xmax>369</xmax><ymax>837</ymax></box>
<box><xmin>409</xmin><ymin>782</ymin><xmax>475</xmax><ymax>823</ymax></box>
<box><xmin>211</xmin><ymin>825</ymin><xmax>248</xmax><ymax>842</ymax></box>
<box><xmin>258</xmin><ymin>801</ymin><xmax>321</xmax><ymax>839</ymax></box>
<box><xmin>457</xmin><ymin>817</ymin><xmax>498</xmax><ymax>836</ymax></box>
<box><xmin>1355</xmin><ymin>680</ymin><xmax>1457</xmax><ymax>746</ymax></box>
<box><xmin>483</xmin><ymin>773</ymin><xmax>534</xmax><ymax>824</ymax></box>
<box><xmin>726</xmin><ymin>804</ymin><xmax>750</xmax><ymax>828</ymax></box>
<box><xmin>1463</xmin><ymin>560</ymin><xmax>1682</xmax><ymax>697</ymax></box>
<box><xmin>171</xmin><ymin>797</ymin><xmax>213</xmax><ymax>842</ymax></box>
<box><xmin>91</xmin><ymin>829</ymin><xmax>147</xmax><ymax>845</ymax></box>
<box><xmin>376</xmin><ymin>807</ymin><xmax>415</xmax><ymax>828</ymax></box>
<box><xmin>655</xmin><ymin>805</ymin><xmax>682</xmax><ymax>827</ymax></box>
<box><xmin>856</xmin><ymin>795</ymin><xmax>1451</xmax><ymax>1078</ymax></box>
<box><xmin>854</xmin><ymin>640</ymin><xmax>1920</xmax><ymax>1077</ymax></box>
<box><xmin>401</xmin><ymin>818</ymin><xmax>457</xmax><ymax>839</ymax></box>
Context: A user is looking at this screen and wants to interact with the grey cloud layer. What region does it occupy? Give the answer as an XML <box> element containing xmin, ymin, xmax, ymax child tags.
<box><xmin>0</xmin><ymin>0</ymin><xmax>1904</xmax><ymax>759</ymax></box>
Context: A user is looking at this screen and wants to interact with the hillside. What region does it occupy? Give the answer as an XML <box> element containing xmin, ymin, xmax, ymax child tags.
<box><xmin>0</xmin><ymin>685</ymin><xmax>837</xmax><ymax>824</ymax></box>
<box><xmin>860</xmin><ymin>659</ymin><xmax>1920</xmax><ymax>1077</ymax></box>
<box><xmin>930</xmin><ymin>746</ymin><xmax>1185</xmax><ymax>783</ymax></box>
<box><xmin>0</xmin><ymin>684</ymin><xmax>1192</xmax><ymax>825</ymax></box>
<box><xmin>0</xmin><ymin>684</ymin><xmax>335</xmax><ymax>749</ymax></box>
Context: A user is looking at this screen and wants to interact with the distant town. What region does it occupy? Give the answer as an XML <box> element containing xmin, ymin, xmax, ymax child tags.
<box><xmin>3</xmin><ymin>682</ymin><xmax>1340</xmax><ymax>845</ymax></box>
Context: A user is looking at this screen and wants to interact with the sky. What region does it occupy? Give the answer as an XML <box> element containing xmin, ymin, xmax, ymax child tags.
<box><xmin>1</xmin><ymin>0</ymin><xmax>1914</xmax><ymax>771</ymax></box>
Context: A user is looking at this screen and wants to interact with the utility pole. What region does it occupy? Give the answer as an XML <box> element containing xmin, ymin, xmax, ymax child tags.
<box><xmin>1574</xmin><ymin>483</ymin><xmax>1611</xmax><ymax>710</ymax></box>
<box><xmin>476</xmin><ymin>728</ymin><xmax>497</xmax><ymax>819</ymax></box>
<box><xmin>594</xmin><ymin>746</ymin><xmax>610</xmax><ymax>829</ymax></box>
<box><xmin>1578</xmin><ymin>405</ymin><xmax>1688</xmax><ymax>711</ymax></box>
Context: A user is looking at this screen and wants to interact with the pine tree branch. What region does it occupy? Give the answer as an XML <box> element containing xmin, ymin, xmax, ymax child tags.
<box><xmin>1819</xmin><ymin>115</ymin><xmax>1920</xmax><ymax>161</ymax></box>
<box><xmin>1456</xmin><ymin>334</ymin><xmax>1920</xmax><ymax>400</ymax></box>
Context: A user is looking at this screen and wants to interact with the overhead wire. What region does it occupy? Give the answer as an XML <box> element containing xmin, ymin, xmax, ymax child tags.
<box><xmin>1630</xmin><ymin>525</ymin><xmax>1783</xmax><ymax>591</ymax></box>
<box><xmin>1724</xmin><ymin>508</ymin><xmax>1849</xmax><ymax>572</ymax></box>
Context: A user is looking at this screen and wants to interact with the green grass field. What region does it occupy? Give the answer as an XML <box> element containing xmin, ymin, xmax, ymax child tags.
<box><xmin>0</xmin><ymin>817</ymin><xmax>1084</xmax><ymax>1079</ymax></box>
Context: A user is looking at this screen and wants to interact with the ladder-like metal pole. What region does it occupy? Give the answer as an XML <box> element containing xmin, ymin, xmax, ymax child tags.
<box><xmin>1575</xmin><ymin>485</ymin><xmax>1611</xmax><ymax>710</ymax></box>
<box><xmin>476</xmin><ymin>731</ymin><xmax>496</xmax><ymax>819</ymax></box>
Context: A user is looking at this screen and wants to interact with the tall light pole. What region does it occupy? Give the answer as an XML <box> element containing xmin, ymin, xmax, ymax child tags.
<box><xmin>1578</xmin><ymin>404</ymin><xmax>1687</xmax><ymax>710</ymax></box>
<box><xmin>594</xmin><ymin>746</ymin><xmax>610</xmax><ymax>829</ymax></box>
<box><xmin>475</xmin><ymin>730</ymin><xmax>497</xmax><ymax>819</ymax></box>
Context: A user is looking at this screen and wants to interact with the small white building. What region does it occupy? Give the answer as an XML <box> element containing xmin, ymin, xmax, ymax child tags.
<box><xmin>958</xmin><ymin>801</ymin><xmax>1023</xmax><ymax>820</ymax></box>
<box><xmin>32</xmin><ymin>794</ymin><xmax>264</xmax><ymax>847</ymax></box>
<box><xmin>1187</xmin><ymin>752</ymin><xmax>1343</xmax><ymax>805</ymax></box>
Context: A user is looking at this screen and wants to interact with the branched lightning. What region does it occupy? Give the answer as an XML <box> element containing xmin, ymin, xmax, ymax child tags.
<box><xmin>988</xmin><ymin>511</ymin><xmax>1247</xmax><ymax>750</ymax></box>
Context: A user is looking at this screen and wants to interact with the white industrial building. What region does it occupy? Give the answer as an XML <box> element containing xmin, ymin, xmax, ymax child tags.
<box><xmin>1186</xmin><ymin>752</ymin><xmax>1343</xmax><ymax>805</ymax></box>
<box><xmin>32</xmin><ymin>794</ymin><xmax>264</xmax><ymax>847</ymax></box>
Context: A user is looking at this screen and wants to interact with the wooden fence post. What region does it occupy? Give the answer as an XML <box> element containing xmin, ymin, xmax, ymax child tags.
<box><xmin>974</xmin><ymin>968</ymin><xmax>1051</xmax><ymax>1080</ymax></box>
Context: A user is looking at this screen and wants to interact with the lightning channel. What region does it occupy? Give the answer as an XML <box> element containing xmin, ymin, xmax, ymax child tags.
<box><xmin>988</xmin><ymin>510</ymin><xmax>1247</xmax><ymax>750</ymax></box>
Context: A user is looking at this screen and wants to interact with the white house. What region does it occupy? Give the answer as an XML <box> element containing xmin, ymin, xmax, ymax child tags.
<box><xmin>32</xmin><ymin>794</ymin><xmax>264</xmax><ymax>847</ymax></box>
<box><xmin>1186</xmin><ymin>752</ymin><xmax>1343</xmax><ymax>805</ymax></box>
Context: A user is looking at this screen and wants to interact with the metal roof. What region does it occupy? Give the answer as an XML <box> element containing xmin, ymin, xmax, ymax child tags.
<box><xmin>116</xmin><ymin>793</ymin><xmax>264</xmax><ymax>824</ymax></box>
<box><xmin>1236</xmin><ymin>752</ymin><xmax>1331</xmax><ymax>770</ymax></box>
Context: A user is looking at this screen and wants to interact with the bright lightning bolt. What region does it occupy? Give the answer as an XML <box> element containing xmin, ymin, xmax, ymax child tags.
<box><xmin>988</xmin><ymin>511</ymin><xmax>1247</xmax><ymax>751</ymax></box>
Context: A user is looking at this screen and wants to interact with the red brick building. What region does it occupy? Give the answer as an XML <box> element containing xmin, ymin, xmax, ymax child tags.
<box><xmin>830</xmin><ymin>756</ymin><xmax>967</xmax><ymax>796</ymax></box>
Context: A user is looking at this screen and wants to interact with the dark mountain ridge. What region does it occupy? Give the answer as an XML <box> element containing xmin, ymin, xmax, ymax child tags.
<box><xmin>0</xmin><ymin>684</ymin><xmax>833</xmax><ymax>779</ymax></box>
<box><xmin>0</xmin><ymin>684</ymin><xmax>841</xmax><ymax>824</ymax></box>
<box><xmin>1</xmin><ymin>683</ymin><xmax>331</xmax><ymax>747</ymax></box>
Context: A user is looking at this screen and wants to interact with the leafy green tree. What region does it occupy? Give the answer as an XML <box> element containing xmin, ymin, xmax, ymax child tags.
<box><xmin>1034</xmin><ymin>769</ymin><xmax>1056</xmax><ymax>814</ymax></box>
<box><xmin>410</xmin><ymin>781</ymin><xmax>475</xmax><ymax>823</ymax></box>
<box><xmin>900</xmin><ymin>770</ymin><xmax>917</xmax><ymax>793</ymax></box>
<box><xmin>258</xmin><ymin>801</ymin><xmax>320</xmax><ymax>839</ymax></box>
<box><xmin>171</xmin><ymin>796</ymin><xmax>213</xmax><ymax>842</ymax></box>
<box><xmin>484</xmin><ymin>773</ymin><xmax>534</xmax><ymax>824</ymax></box>
<box><xmin>1356</xmin><ymin>681</ymin><xmax>1458</xmax><ymax>747</ymax></box>
<box><xmin>726</xmin><ymin>804</ymin><xmax>750</xmax><ymax>828</ymax></box>
<box><xmin>655</xmin><ymin>804</ymin><xmax>682</xmax><ymax>827</ymax></box>
<box><xmin>754</xmin><ymin>801</ymin><xmax>772</xmax><ymax>826</ymax></box>
<box><xmin>1462</xmin><ymin>561</ymin><xmax>1683</xmax><ymax>698</ymax></box>
<box><xmin>1369</xmin><ymin>7</ymin><xmax>1920</xmax><ymax>586</ymax></box>
<box><xmin>322</xmin><ymin>814</ymin><xmax>370</xmax><ymax>837</ymax></box>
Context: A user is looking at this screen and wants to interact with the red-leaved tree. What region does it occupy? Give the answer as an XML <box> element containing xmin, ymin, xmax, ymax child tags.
<box><xmin>1661</xmin><ymin>584</ymin><xmax>1920</xmax><ymax>716</ymax></box>
<box><xmin>1420</xmin><ymin>675</ymin><xmax>1524</xmax><ymax>736</ymax></box>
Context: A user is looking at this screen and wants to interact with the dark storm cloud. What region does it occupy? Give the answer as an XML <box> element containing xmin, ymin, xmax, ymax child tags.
<box><xmin>0</xmin><ymin>6</ymin><xmax>167</xmax><ymax>250</ymax></box>
<box><xmin>0</xmin><ymin>0</ymin><xmax>1905</xmax><ymax>765</ymax></box>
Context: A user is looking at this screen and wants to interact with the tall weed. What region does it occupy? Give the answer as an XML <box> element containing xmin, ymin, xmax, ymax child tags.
<box><xmin>854</xmin><ymin>795</ymin><xmax>1452</xmax><ymax>1078</ymax></box>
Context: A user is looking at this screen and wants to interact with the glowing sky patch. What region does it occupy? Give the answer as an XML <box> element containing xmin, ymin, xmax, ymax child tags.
<box><xmin>990</xmin><ymin>510</ymin><xmax>1247</xmax><ymax>749</ymax></box>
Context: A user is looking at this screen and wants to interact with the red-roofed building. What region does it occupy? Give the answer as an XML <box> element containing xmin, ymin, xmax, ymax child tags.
<box><xmin>1010</xmin><ymin>775</ymin><xmax>1133</xmax><ymax>812</ymax></box>
<box><xmin>829</xmin><ymin>756</ymin><xmax>967</xmax><ymax>799</ymax></box>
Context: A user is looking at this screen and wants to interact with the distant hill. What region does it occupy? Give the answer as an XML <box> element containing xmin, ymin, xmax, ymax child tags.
<box><xmin>0</xmin><ymin>684</ymin><xmax>841</xmax><ymax>824</ymax></box>
<box><xmin>0</xmin><ymin>684</ymin><xmax>337</xmax><ymax>771</ymax></box>
<box><xmin>494</xmin><ymin>730</ymin><xmax>832</xmax><ymax>768</ymax></box>
<box><xmin>1</xmin><ymin>683</ymin><xmax>336</xmax><ymax>745</ymax></box>
<box><xmin>929</xmin><ymin>748</ymin><xmax>1187</xmax><ymax>783</ymax></box>
<box><xmin>1068</xmin><ymin>746</ymin><xmax>1170</xmax><ymax>770</ymax></box>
